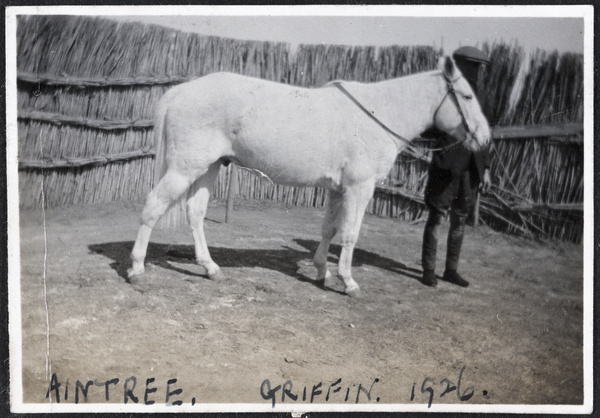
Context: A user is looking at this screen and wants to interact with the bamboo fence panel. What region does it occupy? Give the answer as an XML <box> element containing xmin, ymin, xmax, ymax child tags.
<box><xmin>16</xmin><ymin>15</ymin><xmax>585</xmax><ymax>242</ymax></box>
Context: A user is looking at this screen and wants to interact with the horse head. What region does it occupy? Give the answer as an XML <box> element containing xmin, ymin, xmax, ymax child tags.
<box><xmin>433</xmin><ymin>56</ymin><xmax>491</xmax><ymax>152</ymax></box>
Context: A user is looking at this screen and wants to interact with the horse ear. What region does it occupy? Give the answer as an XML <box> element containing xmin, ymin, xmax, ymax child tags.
<box><xmin>442</xmin><ymin>56</ymin><xmax>456</xmax><ymax>78</ymax></box>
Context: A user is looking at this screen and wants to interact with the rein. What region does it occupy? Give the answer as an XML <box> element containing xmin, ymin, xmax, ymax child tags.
<box><xmin>331</xmin><ymin>73</ymin><xmax>477</xmax><ymax>160</ymax></box>
<box><xmin>331</xmin><ymin>81</ymin><xmax>417</xmax><ymax>152</ymax></box>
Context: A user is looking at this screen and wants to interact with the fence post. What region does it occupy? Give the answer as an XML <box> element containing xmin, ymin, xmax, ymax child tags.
<box><xmin>226</xmin><ymin>164</ymin><xmax>238</xmax><ymax>223</ymax></box>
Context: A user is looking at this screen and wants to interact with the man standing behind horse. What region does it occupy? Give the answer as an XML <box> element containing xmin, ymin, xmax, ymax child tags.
<box><xmin>421</xmin><ymin>46</ymin><xmax>492</xmax><ymax>288</ymax></box>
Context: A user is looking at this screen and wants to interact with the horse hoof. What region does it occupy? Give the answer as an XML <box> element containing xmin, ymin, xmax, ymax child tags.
<box><xmin>127</xmin><ymin>266</ymin><xmax>144</xmax><ymax>279</ymax></box>
<box><xmin>208</xmin><ymin>269</ymin><xmax>225</xmax><ymax>281</ymax></box>
<box><xmin>128</xmin><ymin>275</ymin><xmax>142</xmax><ymax>286</ymax></box>
<box><xmin>315</xmin><ymin>270</ymin><xmax>331</xmax><ymax>285</ymax></box>
<box><xmin>345</xmin><ymin>286</ymin><xmax>361</xmax><ymax>298</ymax></box>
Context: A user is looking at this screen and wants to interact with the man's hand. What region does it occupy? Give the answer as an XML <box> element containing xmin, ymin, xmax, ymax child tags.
<box><xmin>481</xmin><ymin>168</ymin><xmax>491</xmax><ymax>192</ymax></box>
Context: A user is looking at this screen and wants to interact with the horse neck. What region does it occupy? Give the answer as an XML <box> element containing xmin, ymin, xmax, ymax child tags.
<box><xmin>375</xmin><ymin>71</ymin><xmax>445</xmax><ymax>141</ymax></box>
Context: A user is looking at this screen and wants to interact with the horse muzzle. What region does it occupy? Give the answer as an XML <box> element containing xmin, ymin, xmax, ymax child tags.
<box><xmin>466</xmin><ymin>124</ymin><xmax>491</xmax><ymax>151</ymax></box>
<box><xmin>464</xmin><ymin>132</ymin><xmax>484</xmax><ymax>152</ymax></box>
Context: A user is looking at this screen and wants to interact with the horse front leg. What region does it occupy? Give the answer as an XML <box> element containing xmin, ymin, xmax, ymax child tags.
<box><xmin>336</xmin><ymin>181</ymin><xmax>375</xmax><ymax>297</ymax></box>
<box><xmin>313</xmin><ymin>190</ymin><xmax>343</xmax><ymax>285</ymax></box>
<box><xmin>186</xmin><ymin>162</ymin><xmax>224</xmax><ymax>281</ymax></box>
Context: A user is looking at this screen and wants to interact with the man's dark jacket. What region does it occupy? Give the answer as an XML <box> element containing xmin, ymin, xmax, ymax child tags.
<box><xmin>429</xmin><ymin>129</ymin><xmax>491</xmax><ymax>183</ymax></box>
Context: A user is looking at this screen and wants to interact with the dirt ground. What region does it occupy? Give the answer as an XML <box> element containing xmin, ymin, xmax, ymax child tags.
<box><xmin>16</xmin><ymin>199</ymin><xmax>584</xmax><ymax>411</ymax></box>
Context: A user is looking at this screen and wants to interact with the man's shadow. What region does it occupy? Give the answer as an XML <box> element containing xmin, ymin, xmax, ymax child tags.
<box><xmin>88</xmin><ymin>238</ymin><xmax>423</xmax><ymax>294</ymax></box>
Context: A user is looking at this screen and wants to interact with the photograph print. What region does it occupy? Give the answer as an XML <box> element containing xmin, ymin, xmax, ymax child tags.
<box><xmin>6</xmin><ymin>4</ymin><xmax>593</xmax><ymax>414</ymax></box>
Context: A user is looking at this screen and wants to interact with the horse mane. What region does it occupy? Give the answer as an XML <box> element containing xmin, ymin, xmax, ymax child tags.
<box><xmin>326</xmin><ymin>69</ymin><xmax>442</xmax><ymax>89</ymax></box>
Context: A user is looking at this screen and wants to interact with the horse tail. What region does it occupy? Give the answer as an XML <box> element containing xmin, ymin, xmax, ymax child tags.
<box><xmin>152</xmin><ymin>87</ymin><xmax>180</xmax><ymax>187</ymax></box>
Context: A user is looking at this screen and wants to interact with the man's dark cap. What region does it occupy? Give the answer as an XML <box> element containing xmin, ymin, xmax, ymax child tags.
<box><xmin>452</xmin><ymin>46</ymin><xmax>490</xmax><ymax>65</ymax></box>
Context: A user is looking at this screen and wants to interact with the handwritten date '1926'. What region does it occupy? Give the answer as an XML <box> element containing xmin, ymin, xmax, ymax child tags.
<box><xmin>411</xmin><ymin>365</ymin><xmax>478</xmax><ymax>408</ymax></box>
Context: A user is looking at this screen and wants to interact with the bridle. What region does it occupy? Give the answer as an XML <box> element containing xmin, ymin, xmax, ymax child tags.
<box><xmin>331</xmin><ymin>71</ymin><xmax>481</xmax><ymax>160</ymax></box>
<box><xmin>433</xmin><ymin>72</ymin><xmax>479</xmax><ymax>147</ymax></box>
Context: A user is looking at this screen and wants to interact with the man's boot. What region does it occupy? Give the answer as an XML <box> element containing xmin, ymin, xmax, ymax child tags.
<box><xmin>444</xmin><ymin>212</ymin><xmax>469</xmax><ymax>287</ymax></box>
<box><xmin>421</xmin><ymin>211</ymin><xmax>443</xmax><ymax>287</ymax></box>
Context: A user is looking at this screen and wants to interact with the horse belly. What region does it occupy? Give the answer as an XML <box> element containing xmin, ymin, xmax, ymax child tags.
<box><xmin>231</xmin><ymin>136</ymin><xmax>344</xmax><ymax>190</ymax></box>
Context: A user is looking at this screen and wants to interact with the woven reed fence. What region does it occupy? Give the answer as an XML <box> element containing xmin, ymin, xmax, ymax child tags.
<box><xmin>16</xmin><ymin>15</ymin><xmax>584</xmax><ymax>243</ymax></box>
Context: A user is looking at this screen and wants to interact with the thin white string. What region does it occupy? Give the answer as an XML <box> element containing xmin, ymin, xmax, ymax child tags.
<box><xmin>39</xmin><ymin>130</ymin><xmax>52</xmax><ymax>401</ymax></box>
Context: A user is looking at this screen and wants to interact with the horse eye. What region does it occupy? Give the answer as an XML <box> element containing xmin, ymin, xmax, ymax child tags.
<box><xmin>463</xmin><ymin>94</ymin><xmax>473</xmax><ymax>100</ymax></box>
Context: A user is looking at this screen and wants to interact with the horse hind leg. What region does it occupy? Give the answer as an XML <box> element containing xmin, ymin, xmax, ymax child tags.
<box><xmin>313</xmin><ymin>189</ymin><xmax>343</xmax><ymax>285</ymax></box>
<box><xmin>186</xmin><ymin>161</ymin><xmax>224</xmax><ymax>281</ymax></box>
<box><xmin>128</xmin><ymin>167</ymin><xmax>200</xmax><ymax>280</ymax></box>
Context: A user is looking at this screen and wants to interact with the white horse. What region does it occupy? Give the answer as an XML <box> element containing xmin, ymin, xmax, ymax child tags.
<box><xmin>128</xmin><ymin>56</ymin><xmax>490</xmax><ymax>297</ymax></box>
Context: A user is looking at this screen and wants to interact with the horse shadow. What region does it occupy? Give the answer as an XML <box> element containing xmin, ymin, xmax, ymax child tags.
<box><xmin>88</xmin><ymin>240</ymin><xmax>344</xmax><ymax>295</ymax></box>
<box><xmin>88</xmin><ymin>238</ymin><xmax>423</xmax><ymax>294</ymax></box>
<box><xmin>293</xmin><ymin>239</ymin><xmax>422</xmax><ymax>281</ymax></box>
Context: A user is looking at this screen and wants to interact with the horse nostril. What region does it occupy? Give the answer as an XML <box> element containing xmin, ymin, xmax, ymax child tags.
<box><xmin>469</xmin><ymin>132</ymin><xmax>481</xmax><ymax>148</ymax></box>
